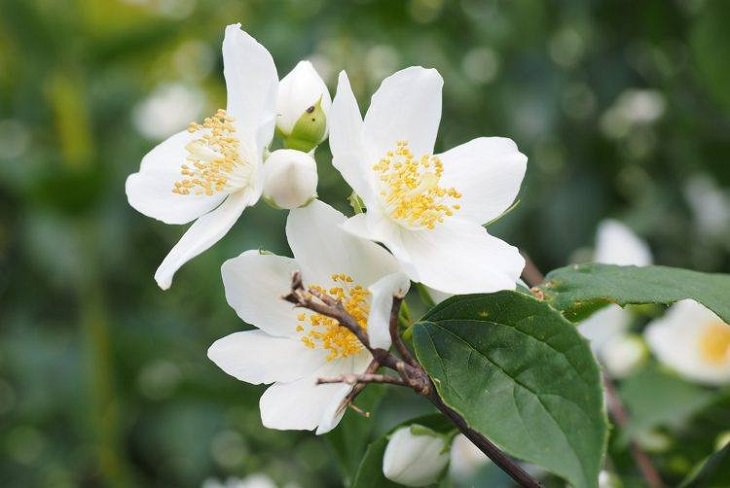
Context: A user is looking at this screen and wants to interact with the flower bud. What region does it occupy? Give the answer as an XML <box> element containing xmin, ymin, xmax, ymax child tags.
<box><xmin>262</xmin><ymin>149</ymin><xmax>318</xmax><ymax>209</ymax></box>
<box><xmin>449</xmin><ymin>434</ymin><xmax>490</xmax><ymax>482</ymax></box>
<box><xmin>276</xmin><ymin>61</ymin><xmax>331</xmax><ymax>152</ymax></box>
<box><xmin>382</xmin><ymin>425</ymin><xmax>449</xmax><ymax>487</ymax></box>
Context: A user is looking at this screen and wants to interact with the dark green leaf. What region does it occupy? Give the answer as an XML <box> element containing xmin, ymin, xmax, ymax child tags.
<box><xmin>680</xmin><ymin>444</ymin><xmax>730</xmax><ymax>488</ymax></box>
<box><xmin>538</xmin><ymin>264</ymin><xmax>730</xmax><ymax>323</ymax></box>
<box><xmin>413</xmin><ymin>291</ymin><xmax>607</xmax><ymax>488</ymax></box>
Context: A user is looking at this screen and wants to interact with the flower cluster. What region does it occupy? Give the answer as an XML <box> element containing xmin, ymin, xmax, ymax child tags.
<box><xmin>126</xmin><ymin>24</ymin><xmax>527</xmax><ymax>433</ymax></box>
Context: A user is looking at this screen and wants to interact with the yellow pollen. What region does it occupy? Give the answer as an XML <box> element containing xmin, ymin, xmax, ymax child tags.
<box><xmin>297</xmin><ymin>274</ymin><xmax>370</xmax><ymax>361</ymax></box>
<box><xmin>172</xmin><ymin>109</ymin><xmax>242</xmax><ymax>196</ymax></box>
<box><xmin>372</xmin><ymin>140</ymin><xmax>462</xmax><ymax>230</ymax></box>
<box><xmin>699</xmin><ymin>321</ymin><xmax>730</xmax><ymax>365</ymax></box>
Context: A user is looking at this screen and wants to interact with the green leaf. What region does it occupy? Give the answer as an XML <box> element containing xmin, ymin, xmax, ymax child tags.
<box><xmin>619</xmin><ymin>366</ymin><xmax>718</xmax><ymax>443</ymax></box>
<box><xmin>413</xmin><ymin>291</ymin><xmax>607</xmax><ymax>488</ymax></box>
<box><xmin>538</xmin><ymin>264</ymin><xmax>730</xmax><ymax>323</ymax></box>
<box><xmin>351</xmin><ymin>414</ymin><xmax>453</xmax><ymax>488</ymax></box>
<box><xmin>680</xmin><ymin>444</ymin><xmax>730</xmax><ymax>488</ymax></box>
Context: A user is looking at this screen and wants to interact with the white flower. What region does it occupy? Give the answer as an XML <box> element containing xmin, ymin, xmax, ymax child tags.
<box><xmin>600</xmin><ymin>334</ymin><xmax>647</xmax><ymax>379</ymax></box>
<box><xmin>132</xmin><ymin>83</ymin><xmax>206</xmax><ymax>140</ymax></box>
<box><xmin>202</xmin><ymin>474</ymin><xmax>278</xmax><ymax>488</ymax></box>
<box><xmin>328</xmin><ymin>67</ymin><xmax>527</xmax><ymax>295</ymax></box>
<box><xmin>208</xmin><ymin>200</ymin><xmax>409</xmax><ymax>434</ymax></box>
<box><xmin>276</xmin><ymin>61</ymin><xmax>331</xmax><ymax>149</ymax></box>
<box><xmin>449</xmin><ymin>434</ymin><xmax>490</xmax><ymax>483</ymax></box>
<box><xmin>579</xmin><ymin>219</ymin><xmax>652</xmax><ymax>377</ymax></box>
<box><xmin>262</xmin><ymin>149</ymin><xmax>318</xmax><ymax>209</ymax></box>
<box><xmin>382</xmin><ymin>425</ymin><xmax>449</xmax><ymax>487</ymax></box>
<box><xmin>645</xmin><ymin>299</ymin><xmax>730</xmax><ymax>386</ymax></box>
<box><xmin>684</xmin><ymin>174</ymin><xmax>730</xmax><ymax>239</ymax></box>
<box><xmin>125</xmin><ymin>24</ymin><xmax>279</xmax><ymax>289</ymax></box>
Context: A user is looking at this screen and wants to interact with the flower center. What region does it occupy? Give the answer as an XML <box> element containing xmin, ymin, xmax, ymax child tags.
<box><xmin>296</xmin><ymin>273</ymin><xmax>370</xmax><ymax>361</ymax></box>
<box><xmin>372</xmin><ymin>140</ymin><xmax>462</xmax><ymax>230</ymax></box>
<box><xmin>698</xmin><ymin>321</ymin><xmax>730</xmax><ymax>365</ymax></box>
<box><xmin>172</xmin><ymin>109</ymin><xmax>249</xmax><ymax>196</ymax></box>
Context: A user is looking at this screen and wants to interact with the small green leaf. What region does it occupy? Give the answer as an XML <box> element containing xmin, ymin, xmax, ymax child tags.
<box><xmin>619</xmin><ymin>366</ymin><xmax>718</xmax><ymax>443</ymax></box>
<box><xmin>538</xmin><ymin>264</ymin><xmax>730</xmax><ymax>323</ymax></box>
<box><xmin>413</xmin><ymin>291</ymin><xmax>607</xmax><ymax>488</ymax></box>
<box><xmin>680</xmin><ymin>444</ymin><xmax>730</xmax><ymax>488</ymax></box>
<box><xmin>351</xmin><ymin>414</ymin><xmax>453</xmax><ymax>488</ymax></box>
<box><xmin>284</xmin><ymin>97</ymin><xmax>327</xmax><ymax>152</ymax></box>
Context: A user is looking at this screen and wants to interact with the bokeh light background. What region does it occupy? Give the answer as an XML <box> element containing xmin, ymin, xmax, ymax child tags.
<box><xmin>1</xmin><ymin>0</ymin><xmax>729</xmax><ymax>486</ymax></box>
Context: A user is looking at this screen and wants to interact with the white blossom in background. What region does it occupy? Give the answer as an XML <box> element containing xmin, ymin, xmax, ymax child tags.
<box><xmin>276</xmin><ymin>61</ymin><xmax>331</xmax><ymax>151</ymax></box>
<box><xmin>579</xmin><ymin>219</ymin><xmax>652</xmax><ymax>377</ymax></box>
<box><xmin>684</xmin><ymin>174</ymin><xmax>730</xmax><ymax>239</ymax></box>
<box><xmin>449</xmin><ymin>434</ymin><xmax>490</xmax><ymax>483</ymax></box>
<box><xmin>126</xmin><ymin>24</ymin><xmax>279</xmax><ymax>289</ymax></box>
<box><xmin>201</xmin><ymin>474</ymin><xmax>285</xmax><ymax>488</ymax></box>
<box><xmin>329</xmin><ymin>67</ymin><xmax>527</xmax><ymax>295</ymax></box>
<box><xmin>132</xmin><ymin>83</ymin><xmax>206</xmax><ymax>140</ymax></box>
<box><xmin>382</xmin><ymin>425</ymin><xmax>449</xmax><ymax>487</ymax></box>
<box><xmin>208</xmin><ymin>201</ymin><xmax>409</xmax><ymax>434</ymax></box>
<box><xmin>600</xmin><ymin>89</ymin><xmax>666</xmax><ymax>139</ymax></box>
<box><xmin>262</xmin><ymin>149</ymin><xmax>318</xmax><ymax>209</ymax></box>
<box><xmin>645</xmin><ymin>299</ymin><xmax>730</xmax><ymax>386</ymax></box>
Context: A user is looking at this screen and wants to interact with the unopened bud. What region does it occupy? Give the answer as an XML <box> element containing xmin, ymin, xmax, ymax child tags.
<box><xmin>276</xmin><ymin>61</ymin><xmax>331</xmax><ymax>152</ymax></box>
<box><xmin>383</xmin><ymin>425</ymin><xmax>449</xmax><ymax>487</ymax></box>
<box><xmin>449</xmin><ymin>434</ymin><xmax>490</xmax><ymax>482</ymax></box>
<box><xmin>262</xmin><ymin>149</ymin><xmax>318</xmax><ymax>209</ymax></box>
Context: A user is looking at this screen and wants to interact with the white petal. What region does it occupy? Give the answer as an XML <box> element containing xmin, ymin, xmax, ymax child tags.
<box><xmin>594</xmin><ymin>220</ymin><xmax>653</xmax><ymax>266</ymax></box>
<box><xmin>154</xmin><ymin>190</ymin><xmax>254</xmax><ymax>289</ymax></box>
<box><xmin>645</xmin><ymin>300</ymin><xmax>730</xmax><ymax>385</ymax></box>
<box><xmin>276</xmin><ymin>60</ymin><xmax>332</xmax><ymax>135</ymax></box>
<box><xmin>208</xmin><ymin>330</ymin><xmax>327</xmax><ymax>384</ymax></box>
<box><xmin>329</xmin><ymin>71</ymin><xmax>373</xmax><ymax>200</ymax></box>
<box><xmin>439</xmin><ymin>137</ymin><xmax>527</xmax><ymax>224</ymax></box>
<box><xmin>316</xmin><ymin>352</ymin><xmax>373</xmax><ymax>434</ymax></box>
<box><xmin>367</xmin><ymin>273</ymin><xmax>411</xmax><ymax>350</ymax></box>
<box><xmin>579</xmin><ymin>305</ymin><xmax>632</xmax><ymax>354</ymax></box>
<box><xmin>221</xmin><ymin>250</ymin><xmax>301</xmax><ymax>338</ymax></box>
<box><xmin>126</xmin><ymin>130</ymin><xmax>226</xmax><ymax>224</ymax></box>
<box><xmin>259</xmin><ymin>359</ymin><xmax>355</xmax><ymax>432</ymax></box>
<box><xmin>363</xmin><ymin>66</ymin><xmax>443</xmax><ymax>159</ymax></box>
<box><xmin>449</xmin><ymin>434</ymin><xmax>490</xmax><ymax>483</ymax></box>
<box><xmin>286</xmin><ymin>200</ymin><xmax>401</xmax><ymax>286</ymax></box>
<box><xmin>386</xmin><ymin>219</ymin><xmax>525</xmax><ymax>295</ymax></box>
<box><xmin>223</xmin><ymin>24</ymin><xmax>279</xmax><ymax>153</ymax></box>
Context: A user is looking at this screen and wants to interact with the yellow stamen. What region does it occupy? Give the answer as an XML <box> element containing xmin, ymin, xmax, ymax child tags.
<box><xmin>172</xmin><ymin>109</ymin><xmax>242</xmax><ymax>196</ymax></box>
<box><xmin>699</xmin><ymin>321</ymin><xmax>730</xmax><ymax>365</ymax></box>
<box><xmin>297</xmin><ymin>273</ymin><xmax>370</xmax><ymax>361</ymax></box>
<box><xmin>372</xmin><ymin>140</ymin><xmax>462</xmax><ymax>230</ymax></box>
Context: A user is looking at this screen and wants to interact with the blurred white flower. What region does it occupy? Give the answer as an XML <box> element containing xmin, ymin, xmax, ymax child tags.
<box><xmin>208</xmin><ymin>201</ymin><xmax>409</xmax><ymax>434</ymax></box>
<box><xmin>449</xmin><ymin>434</ymin><xmax>490</xmax><ymax>483</ymax></box>
<box><xmin>262</xmin><ymin>149</ymin><xmax>318</xmax><ymax>209</ymax></box>
<box><xmin>645</xmin><ymin>299</ymin><xmax>730</xmax><ymax>386</ymax></box>
<box><xmin>600</xmin><ymin>89</ymin><xmax>666</xmax><ymax>139</ymax></box>
<box><xmin>126</xmin><ymin>24</ymin><xmax>279</xmax><ymax>289</ymax></box>
<box><xmin>329</xmin><ymin>67</ymin><xmax>526</xmax><ymax>295</ymax></box>
<box><xmin>276</xmin><ymin>61</ymin><xmax>331</xmax><ymax>150</ymax></box>
<box><xmin>684</xmin><ymin>174</ymin><xmax>730</xmax><ymax>239</ymax></box>
<box><xmin>383</xmin><ymin>425</ymin><xmax>449</xmax><ymax>486</ymax></box>
<box><xmin>579</xmin><ymin>219</ymin><xmax>652</xmax><ymax>378</ymax></box>
<box><xmin>202</xmin><ymin>474</ymin><xmax>277</xmax><ymax>488</ymax></box>
<box><xmin>132</xmin><ymin>83</ymin><xmax>206</xmax><ymax>140</ymax></box>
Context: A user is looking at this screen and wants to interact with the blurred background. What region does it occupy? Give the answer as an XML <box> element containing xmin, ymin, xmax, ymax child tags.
<box><xmin>1</xmin><ymin>0</ymin><xmax>729</xmax><ymax>486</ymax></box>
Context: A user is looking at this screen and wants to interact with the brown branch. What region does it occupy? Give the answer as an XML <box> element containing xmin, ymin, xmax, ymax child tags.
<box><xmin>389</xmin><ymin>294</ymin><xmax>418</xmax><ymax>367</ymax></box>
<box><xmin>521</xmin><ymin>252</ymin><xmax>545</xmax><ymax>288</ymax></box>
<box><xmin>317</xmin><ymin>373</ymin><xmax>408</xmax><ymax>387</ymax></box>
<box><xmin>284</xmin><ymin>271</ymin><xmax>542</xmax><ymax>488</ymax></box>
<box><xmin>604</xmin><ymin>376</ymin><xmax>664</xmax><ymax>488</ymax></box>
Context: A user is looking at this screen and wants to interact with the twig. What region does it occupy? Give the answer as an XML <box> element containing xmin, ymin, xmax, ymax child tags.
<box><xmin>284</xmin><ymin>271</ymin><xmax>543</xmax><ymax>488</ymax></box>
<box><xmin>389</xmin><ymin>294</ymin><xmax>418</xmax><ymax>367</ymax></box>
<box><xmin>521</xmin><ymin>252</ymin><xmax>545</xmax><ymax>288</ymax></box>
<box><xmin>604</xmin><ymin>376</ymin><xmax>664</xmax><ymax>488</ymax></box>
<box><xmin>317</xmin><ymin>373</ymin><xmax>408</xmax><ymax>386</ymax></box>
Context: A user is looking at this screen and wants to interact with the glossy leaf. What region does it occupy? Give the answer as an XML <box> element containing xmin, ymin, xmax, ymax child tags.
<box><xmin>413</xmin><ymin>291</ymin><xmax>607</xmax><ymax>488</ymax></box>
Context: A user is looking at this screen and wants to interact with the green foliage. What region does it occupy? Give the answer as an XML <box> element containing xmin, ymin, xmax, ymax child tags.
<box><xmin>619</xmin><ymin>366</ymin><xmax>718</xmax><ymax>442</ymax></box>
<box><xmin>412</xmin><ymin>292</ymin><xmax>607</xmax><ymax>488</ymax></box>
<box><xmin>680</xmin><ymin>444</ymin><xmax>730</xmax><ymax>488</ymax></box>
<box><xmin>539</xmin><ymin>264</ymin><xmax>730</xmax><ymax>323</ymax></box>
